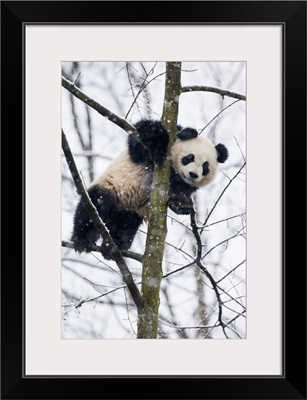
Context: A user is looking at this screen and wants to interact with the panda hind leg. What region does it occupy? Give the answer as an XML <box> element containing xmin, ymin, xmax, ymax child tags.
<box><xmin>71</xmin><ymin>185</ymin><xmax>115</xmax><ymax>254</ymax></box>
<box><xmin>71</xmin><ymin>184</ymin><xmax>142</xmax><ymax>260</ymax></box>
<box><xmin>101</xmin><ymin>210</ymin><xmax>143</xmax><ymax>260</ymax></box>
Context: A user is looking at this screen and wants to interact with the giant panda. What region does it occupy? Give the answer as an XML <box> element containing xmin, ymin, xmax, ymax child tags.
<box><xmin>71</xmin><ymin>119</ymin><xmax>228</xmax><ymax>259</ymax></box>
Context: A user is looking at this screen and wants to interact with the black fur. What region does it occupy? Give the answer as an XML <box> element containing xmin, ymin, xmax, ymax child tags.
<box><xmin>202</xmin><ymin>161</ymin><xmax>209</xmax><ymax>176</ymax></box>
<box><xmin>129</xmin><ymin>119</ymin><xmax>169</xmax><ymax>165</ymax></box>
<box><xmin>177</xmin><ymin>127</ymin><xmax>198</xmax><ymax>141</ymax></box>
<box><xmin>181</xmin><ymin>153</ymin><xmax>195</xmax><ymax>166</ymax></box>
<box><xmin>167</xmin><ymin>169</ymin><xmax>197</xmax><ymax>214</ymax></box>
<box><xmin>129</xmin><ymin>120</ymin><xmax>183</xmax><ymax>165</ymax></box>
<box><xmin>71</xmin><ymin>185</ymin><xmax>142</xmax><ymax>258</ymax></box>
<box><xmin>215</xmin><ymin>143</ymin><xmax>229</xmax><ymax>163</ymax></box>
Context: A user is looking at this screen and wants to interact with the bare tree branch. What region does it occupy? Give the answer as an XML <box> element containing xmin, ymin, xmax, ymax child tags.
<box><xmin>62</xmin><ymin>240</ymin><xmax>143</xmax><ymax>263</ymax></box>
<box><xmin>181</xmin><ymin>85</ymin><xmax>246</xmax><ymax>101</ymax></box>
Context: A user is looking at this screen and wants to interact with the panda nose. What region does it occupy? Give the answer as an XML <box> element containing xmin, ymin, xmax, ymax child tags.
<box><xmin>189</xmin><ymin>172</ymin><xmax>198</xmax><ymax>179</ymax></box>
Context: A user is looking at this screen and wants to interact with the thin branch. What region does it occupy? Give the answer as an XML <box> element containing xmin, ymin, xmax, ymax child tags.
<box><xmin>62</xmin><ymin>240</ymin><xmax>143</xmax><ymax>263</ymax></box>
<box><xmin>125</xmin><ymin>62</ymin><xmax>166</xmax><ymax>121</ymax></box>
<box><xmin>159</xmin><ymin>320</ymin><xmax>217</xmax><ymax>331</ymax></box>
<box><xmin>234</xmin><ymin>134</ymin><xmax>246</xmax><ymax>162</ymax></box>
<box><xmin>62</xmin><ymin>129</ymin><xmax>144</xmax><ymax>311</ymax></box>
<box><xmin>201</xmin><ymin>162</ymin><xmax>246</xmax><ymax>232</ymax></box>
<box><xmin>216</xmin><ymin>284</ymin><xmax>246</xmax><ymax>311</ymax></box>
<box><xmin>69</xmin><ymin>93</ymin><xmax>86</xmax><ymax>149</ymax></box>
<box><xmin>125</xmin><ymin>62</ymin><xmax>142</xmax><ymax>119</ymax></box>
<box><xmin>200</xmin><ymin>99</ymin><xmax>241</xmax><ymax>134</ymax></box>
<box><xmin>62</xmin><ymin>76</ymin><xmax>140</xmax><ymax>139</ymax></box>
<box><xmin>77</xmin><ymin>286</ymin><xmax>126</xmax><ymax>306</ymax></box>
<box><xmin>85</xmin><ymin>104</ymin><xmax>94</xmax><ymax>182</ymax></box>
<box><xmin>181</xmin><ymin>85</ymin><xmax>246</xmax><ymax>101</ymax></box>
<box><xmin>216</xmin><ymin>259</ymin><xmax>246</xmax><ymax>284</ymax></box>
<box><xmin>224</xmin><ymin>324</ymin><xmax>242</xmax><ymax>339</ymax></box>
<box><xmin>226</xmin><ymin>309</ymin><xmax>247</xmax><ymax>326</ymax></box>
<box><xmin>161</xmin><ymin>287</ymin><xmax>189</xmax><ymax>339</ymax></box>
<box><xmin>163</xmin><ymin>260</ymin><xmax>196</xmax><ymax>279</ymax></box>
<box><xmin>190</xmin><ymin>208</ymin><xmax>203</xmax><ymax>263</ymax></box>
<box><xmin>202</xmin><ymin>226</ymin><xmax>245</xmax><ymax>260</ymax></box>
<box><xmin>201</xmin><ymin>212</ymin><xmax>246</xmax><ymax>229</ymax></box>
<box><xmin>190</xmin><ymin>208</ymin><xmax>228</xmax><ymax>339</ymax></box>
<box><xmin>123</xmin><ymin>288</ymin><xmax>137</xmax><ymax>337</ymax></box>
<box><xmin>62</xmin><ymin>151</ymin><xmax>112</xmax><ymax>160</ymax></box>
<box><xmin>163</xmin><ymin>228</ymin><xmax>245</xmax><ymax>281</ymax></box>
<box><xmin>124</xmin><ymin>62</ymin><xmax>157</xmax><ymax>119</ymax></box>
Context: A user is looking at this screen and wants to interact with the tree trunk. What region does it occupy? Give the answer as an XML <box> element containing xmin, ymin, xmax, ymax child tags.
<box><xmin>137</xmin><ymin>62</ymin><xmax>181</xmax><ymax>339</ymax></box>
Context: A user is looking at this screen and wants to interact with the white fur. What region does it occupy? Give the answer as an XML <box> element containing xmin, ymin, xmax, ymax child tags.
<box><xmin>171</xmin><ymin>137</ymin><xmax>218</xmax><ymax>188</ymax></box>
<box><xmin>92</xmin><ymin>151</ymin><xmax>152</xmax><ymax>220</ymax></box>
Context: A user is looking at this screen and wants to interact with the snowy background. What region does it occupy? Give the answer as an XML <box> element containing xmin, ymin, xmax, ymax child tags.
<box><xmin>61</xmin><ymin>61</ymin><xmax>246</xmax><ymax>339</ymax></box>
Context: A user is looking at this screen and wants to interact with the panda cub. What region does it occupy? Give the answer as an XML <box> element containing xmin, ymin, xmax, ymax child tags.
<box><xmin>71</xmin><ymin>119</ymin><xmax>228</xmax><ymax>259</ymax></box>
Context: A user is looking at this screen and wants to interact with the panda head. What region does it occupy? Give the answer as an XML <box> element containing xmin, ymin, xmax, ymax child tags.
<box><xmin>171</xmin><ymin>127</ymin><xmax>229</xmax><ymax>188</ymax></box>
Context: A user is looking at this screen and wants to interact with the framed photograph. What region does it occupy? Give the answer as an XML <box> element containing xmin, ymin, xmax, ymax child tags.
<box><xmin>1</xmin><ymin>1</ymin><xmax>306</xmax><ymax>399</ymax></box>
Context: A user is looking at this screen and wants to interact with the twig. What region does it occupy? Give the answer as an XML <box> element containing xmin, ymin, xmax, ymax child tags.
<box><xmin>216</xmin><ymin>259</ymin><xmax>246</xmax><ymax>284</ymax></box>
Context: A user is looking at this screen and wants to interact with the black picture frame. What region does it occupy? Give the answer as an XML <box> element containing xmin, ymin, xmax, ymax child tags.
<box><xmin>1</xmin><ymin>1</ymin><xmax>306</xmax><ymax>399</ymax></box>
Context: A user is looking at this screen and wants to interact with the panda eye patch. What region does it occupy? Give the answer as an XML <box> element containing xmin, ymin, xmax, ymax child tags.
<box><xmin>181</xmin><ymin>154</ymin><xmax>195</xmax><ymax>166</ymax></box>
<box><xmin>202</xmin><ymin>161</ymin><xmax>209</xmax><ymax>176</ymax></box>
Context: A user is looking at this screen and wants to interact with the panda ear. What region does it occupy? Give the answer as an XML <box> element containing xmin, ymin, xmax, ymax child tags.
<box><xmin>177</xmin><ymin>128</ymin><xmax>198</xmax><ymax>141</ymax></box>
<box><xmin>215</xmin><ymin>143</ymin><xmax>229</xmax><ymax>163</ymax></box>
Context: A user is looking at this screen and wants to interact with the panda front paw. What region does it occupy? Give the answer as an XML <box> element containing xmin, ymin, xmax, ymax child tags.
<box><xmin>168</xmin><ymin>194</ymin><xmax>194</xmax><ymax>215</ymax></box>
